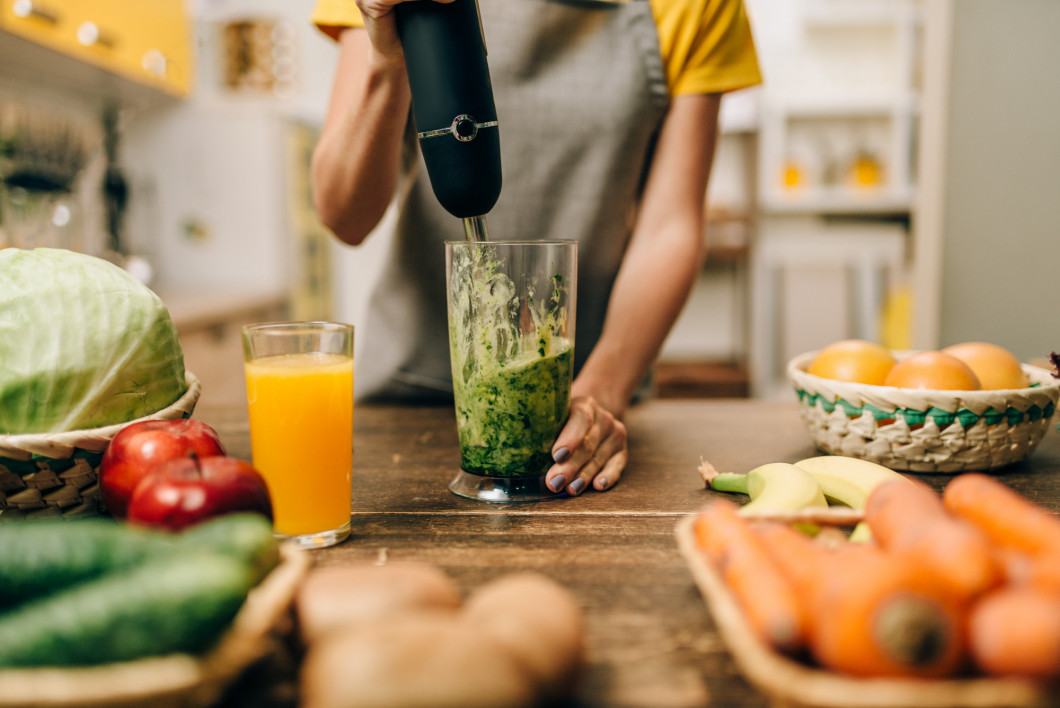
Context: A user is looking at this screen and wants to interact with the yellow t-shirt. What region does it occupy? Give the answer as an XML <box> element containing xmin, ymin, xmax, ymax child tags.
<box><xmin>311</xmin><ymin>0</ymin><xmax>762</xmax><ymax>97</ymax></box>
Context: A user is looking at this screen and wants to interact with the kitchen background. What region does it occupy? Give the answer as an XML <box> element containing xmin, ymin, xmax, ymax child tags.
<box><xmin>0</xmin><ymin>0</ymin><xmax>1057</xmax><ymax>408</ymax></box>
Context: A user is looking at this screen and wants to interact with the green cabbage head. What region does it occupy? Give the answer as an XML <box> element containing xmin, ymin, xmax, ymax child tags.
<box><xmin>0</xmin><ymin>248</ymin><xmax>187</xmax><ymax>434</ymax></box>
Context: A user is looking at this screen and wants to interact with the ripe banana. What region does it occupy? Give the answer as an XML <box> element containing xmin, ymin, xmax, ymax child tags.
<box><xmin>792</xmin><ymin>455</ymin><xmax>910</xmax><ymax>542</ymax></box>
<box><xmin>703</xmin><ymin>462</ymin><xmax>828</xmax><ymax>516</ymax></box>
<box><xmin>792</xmin><ymin>455</ymin><xmax>908</xmax><ymax>508</ymax></box>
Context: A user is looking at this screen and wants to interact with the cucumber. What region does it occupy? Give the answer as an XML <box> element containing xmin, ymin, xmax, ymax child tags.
<box><xmin>177</xmin><ymin>513</ymin><xmax>280</xmax><ymax>582</ymax></box>
<box><xmin>0</xmin><ymin>519</ymin><xmax>172</xmax><ymax>609</ymax></box>
<box><xmin>0</xmin><ymin>551</ymin><xmax>255</xmax><ymax>667</ymax></box>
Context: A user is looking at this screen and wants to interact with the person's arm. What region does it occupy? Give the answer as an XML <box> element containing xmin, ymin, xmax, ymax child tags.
<box><xmin>545</xmin><ymin>92</ymin><xmax>722</xmax><ymax>495</ymax></box>
<box><xmin>311</xmin><ymin>1</ymin><xmax>455</xmax><ymax>245</ymax></box>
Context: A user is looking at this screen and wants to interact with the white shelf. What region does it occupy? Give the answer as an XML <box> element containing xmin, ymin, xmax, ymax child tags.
<box><xmin>803</xmin><ymin>0</ymin><xmax>920</xmax><ymax>27</ymax></box>
<box><xmin>803</xmin><ymin>8</ymin><xmax>917</xmax><ymax>28</ymax></box>
<box><xmin>774</xmin><ymin>93</ymin><xmax>919</xmax><ymax>119</ymax></box>
<box><xmin>761</xmin><ymin>186</ymin><xmax>914</xmax><ymax>215</ymax></box>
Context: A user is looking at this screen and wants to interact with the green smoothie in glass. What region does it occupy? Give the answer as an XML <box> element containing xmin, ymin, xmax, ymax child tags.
<box><xmin>454</xmin><ymin>337</ymin><xmax>573</xmax><ymax>476</ymax></box>
<box><xmin>446</xmin><ymin>240</ymin><xmax>576</xmax><ymax>496</ymax></box>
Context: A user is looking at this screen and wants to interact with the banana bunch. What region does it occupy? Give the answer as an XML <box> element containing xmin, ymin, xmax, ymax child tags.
<box><xmin>698</xmin><ymin>455</ymin><xmax>909</xmax><ymax>539</ymax></box>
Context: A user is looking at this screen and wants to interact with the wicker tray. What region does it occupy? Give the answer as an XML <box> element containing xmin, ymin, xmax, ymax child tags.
<box><xmin>674</xmin><ymin>515</ymin><xmax>1057</xmax><ymax>708</ymax></box>
<box><xmin>0</xmin><ymin>543</ymin><xmax>309</xmax><ymax>708</ymax></box>
<box><xmin>0</xmin><ymin>372</ymin><xmax>201</xmax><ymax>519</ymax></box>
<box><xmin>787</xmin><ymin>354</ymin><xmax>1059</xmax><ymax>473</ymax></box>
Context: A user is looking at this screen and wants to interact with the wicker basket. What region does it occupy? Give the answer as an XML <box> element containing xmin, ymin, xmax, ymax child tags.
<box><xmin>787</xmin><ymin>353</ymin><xmax>1059</xmax><ymax>473</ymax></box>
<box><xmin>0</xmin><ymin>372</ymin><xmax>202</xmax><ymax>519</ymax></box>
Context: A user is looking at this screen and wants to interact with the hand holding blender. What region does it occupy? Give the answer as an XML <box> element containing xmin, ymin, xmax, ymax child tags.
<box><xmin>353</xmin><ymin>0</ymin><xmax>501</xmax><ymax>240</ymax></box>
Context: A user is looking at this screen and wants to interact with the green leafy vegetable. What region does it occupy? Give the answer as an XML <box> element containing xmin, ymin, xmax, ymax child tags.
<box><xmin>0</xmin><ymin>248</ymin><xmax>187</xmax><ymax>434</ymax></box>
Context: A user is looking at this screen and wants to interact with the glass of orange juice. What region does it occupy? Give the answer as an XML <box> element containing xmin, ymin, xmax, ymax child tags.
<box><xmin>242</xmin><ymin>321</ymin><xmax>354</xmax><ymax>549</ymax></box>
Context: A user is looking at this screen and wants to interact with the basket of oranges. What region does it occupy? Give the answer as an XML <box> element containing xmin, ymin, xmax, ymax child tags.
<box><xmin>787</xmin><ymin>341</ymin><xmax>1060</xmax><ymax>473</ymax></box>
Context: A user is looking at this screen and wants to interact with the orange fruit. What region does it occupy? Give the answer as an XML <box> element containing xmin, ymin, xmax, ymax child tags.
<box><xmin>941</xmin><ymin>342</ymin><xmax>1028</xmax><ymax>390</ymax></box>
<box><xmin>807</xmin><ymin>340</ymin><xmax>897</xmax><ymax>385</ymax></box>
<box><xmin>883</xmin><ymin>351</ymin><xmax>981</xmax><ymax>391</ymax></box>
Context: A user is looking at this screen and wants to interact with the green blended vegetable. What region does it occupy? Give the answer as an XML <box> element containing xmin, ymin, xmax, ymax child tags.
<box><xmin>0</xmin><ymin>247</ymin><xmax>187</xmax><ymax>434</ymax></box>
<box><xmin>455</xmin><ymin>345</ymin><xmax>572</xmax><ymax>477</ymax></box>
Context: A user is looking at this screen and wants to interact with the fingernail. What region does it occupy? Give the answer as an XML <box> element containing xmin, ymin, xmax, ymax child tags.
<box><xmin>549</xmin><ymin>475</ymin><xmax>566</xmax><ymax>493</ymax></box>
<box><xmin>570</xmin><ymin>478</ymin><xmax>586</xmax><ymax>495</ymax></box>
<box><xmin>597</xmin><ymin>477</ymin><xmax>609</xmax><ymax>490</ymax></box>
<box><xmin>552</xmin><ymin>447</ymin><xmax>570</xmax><ymax>463</ymax></box>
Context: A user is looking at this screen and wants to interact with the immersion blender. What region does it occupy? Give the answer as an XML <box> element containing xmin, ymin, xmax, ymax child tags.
<box><xmin>395</xmin><ymin>0</ymin><xmax>501</xmax><ymax>241</ymax></box>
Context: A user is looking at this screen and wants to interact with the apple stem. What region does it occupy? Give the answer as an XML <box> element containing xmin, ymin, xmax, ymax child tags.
<box><xmin>188</xmin><ymin>451</ymin><xmax>203</xmax><ymax>478</ymax></box>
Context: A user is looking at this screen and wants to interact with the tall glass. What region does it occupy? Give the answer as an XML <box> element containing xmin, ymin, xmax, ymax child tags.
<box><xmin>242</xmin><ymin>322</ymin><xmax>354</xmax><ymax>548</ymax></box>
<box><xmin>446</xmin><ymin>240</ymin><xmax>577</xmax><ymax>502</ymax></box>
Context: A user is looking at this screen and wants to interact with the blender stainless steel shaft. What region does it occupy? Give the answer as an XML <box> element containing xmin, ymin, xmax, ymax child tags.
<box><xmin>396</xmin><ymin>0</ymin><xmax>501</xmax><ymax>241</ymax></box>
<box><xmin>462</xmin><ymin>214</ymin><xmax>489</xmax><ymax>241</ymax></box>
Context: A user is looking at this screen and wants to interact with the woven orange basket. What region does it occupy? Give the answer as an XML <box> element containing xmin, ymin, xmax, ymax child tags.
<box><xmin>0</xmin><ymin>372</ymin><xmax>201</xmax><ymax>519</ymax></box>
<box><xmin>787</xmin><ymin>353</ymin><xmax>1059</xmax><ymax>473</ymax></box>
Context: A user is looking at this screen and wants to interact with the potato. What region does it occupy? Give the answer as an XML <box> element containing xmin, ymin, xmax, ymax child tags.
<box><xmin>295</xmin><ymin>562</ymin><xmax>462</xmax><ymax>644</ymax></box>
<box><xmin>461</xmin><ymin>572</ymin><xmax>586</xmax><ymax>699</ymax></box>
<box><xmin>300</xmin><ymin>613</ymin><xmax>535</xmax><ymax>708</ymax></box>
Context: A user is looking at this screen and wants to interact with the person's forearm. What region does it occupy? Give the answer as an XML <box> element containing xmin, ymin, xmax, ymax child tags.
<box><xmin>311</xmin><ymin>30</ymin><xmax>411</xmax><ymax>246</ymax></box>
<box><xmin>574</xmin><ymin>220</ymin><xmax>705</xmax><ymax>418</ymax></box>
<box><xmin>573</xmin><ymin>93</ymin><xmax>720</xmax><ymax>418</ymax></box>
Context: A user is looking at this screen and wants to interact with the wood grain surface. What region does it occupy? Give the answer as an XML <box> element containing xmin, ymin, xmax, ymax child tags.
<box><xmin>194</xmin><ymin>400</ymin><xmax>1060</xmax><ymax>708</ymax></box>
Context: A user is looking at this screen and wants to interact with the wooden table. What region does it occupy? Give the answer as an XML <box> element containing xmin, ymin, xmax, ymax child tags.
<box><xmin>196</xmin><ymin>399</ymin><xmax>1060</xmax><ymax>708</ymax></box>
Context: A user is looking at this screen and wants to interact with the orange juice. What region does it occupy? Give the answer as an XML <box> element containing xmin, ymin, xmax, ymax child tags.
<box><xmin>244</xmin><ymin>352</ymin><xmax>353</xmax><ymax>537</ymax></box>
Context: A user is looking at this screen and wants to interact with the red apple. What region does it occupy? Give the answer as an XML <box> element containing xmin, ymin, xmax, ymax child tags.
<box><xmin>126</xmin><ymin>455</ymin><xmax>273</xmax><ymax>532</ymax></box>
<box><xmin>100</xmin><ymin>418</ymin><xmax>226</xmax><ymax>519</ymax></box>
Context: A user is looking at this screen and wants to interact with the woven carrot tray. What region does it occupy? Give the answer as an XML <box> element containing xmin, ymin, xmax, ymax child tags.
<box><xmin>674</xmin><ymin>515</ymin><xmax>1058</xmax><ymax>708</ymax></box>
<box><xmin>0</xmin><ymin>543</ymin><xmax>310</xmax><ymax>708</ymax></box>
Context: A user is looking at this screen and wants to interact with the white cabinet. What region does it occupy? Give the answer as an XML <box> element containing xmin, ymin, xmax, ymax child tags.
<box><xmin>756</xmin><ymin>0</ymin><xmax>921</xmax><ymax>215</ymax></box>
<box><xmin>746</xmin><ymin>0</ymin><xmax>922</xmax><ymax>397</ymax></box>
<box><xmin>749</xmin><ymin>216</ymin><xmax>907</xmax><ymax>399</ymax></box>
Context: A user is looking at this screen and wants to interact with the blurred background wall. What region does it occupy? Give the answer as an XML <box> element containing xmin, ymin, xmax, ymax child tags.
<box><xmin>912</xmin><ymin>0</ymin><xmax>1060</xmax><ymax>364</ymax></box>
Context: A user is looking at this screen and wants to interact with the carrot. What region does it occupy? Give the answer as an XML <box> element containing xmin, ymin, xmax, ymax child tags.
<box><xmin>992</xmin><ymin>545</ymin><xmax>1035</xmax><ymax>586</ymax></box>
<box><xmin>943</xmin><ymin>473</ymin><xmax>1060</xmax><ymax>555</ymax></box>
<box><xmin>693</xmin><ymin>499</ymin><xmax>809</xmax><ymax>653</ymax></box>
<box><xmin>753</xmin><ymin>516</ymin><xmax>969</xmax><ymax>678</ymax></box>
<box><xmin>865</xmin><ymin>478</ymin><xmax>1002</xmax><ymax>600</ymax></box>
<box><xmin>749</xmin><ymin>520</ymin><xmax>828</xmax><ymax>595</ymax></box>
<box><xmin>805</xmin><ymin>542</ymin><xmax>969</xmax><ymax>678</ymax></box>
<box><xmin>720</xmin><ymin>508</ymin><xmax>970</xmax><ymax>678</ymax></box>
<box><xmin>968</xmin><ymin>586</ymin><xmax>1060</xmax><ymax>678</ymax></box>
<box><xmin>1025</xmin><ymin>551</ymin><xmax>1060</xmax><ymax>595</ymax></box>
<box><xmin>693</xmin><ymin>500</ymin><xmax>731</xmax><ymax>564</ymax></box>
<box><xmin>992</xmin><ymin>544</ymin><xmax>1060</xmax><ymax>596</ymax></box>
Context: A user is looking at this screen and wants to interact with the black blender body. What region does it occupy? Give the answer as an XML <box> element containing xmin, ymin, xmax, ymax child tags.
<box><xmin>396</xmin><ymin>0</ymin><xmax>502</xmax><ymax>222</ymax></box>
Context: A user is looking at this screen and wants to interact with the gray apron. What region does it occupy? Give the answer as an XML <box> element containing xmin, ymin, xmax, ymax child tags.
<box><xmin>356</xmin><ymin>0</ymin><xmax>669</xmax><ymax>402</ymax></box>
